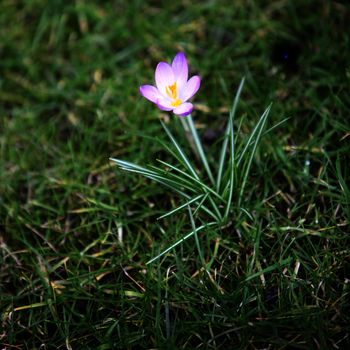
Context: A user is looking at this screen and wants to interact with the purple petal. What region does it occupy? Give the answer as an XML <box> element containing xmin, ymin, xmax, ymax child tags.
<box><xmin>173</xmin><ymin>102</ymin><xmax>193</xmax><ymax>116</ymax></box>
<box><xmin>180</xmin><ymin>76</ymin><xmax>200</xmax><ymax>102</ymax></box>
<box><xmin>139</xmin><ymin>85</ymin><xmax>162</xmax><ymax>103</ymax></box>
<box><xmin>155</xmin><ymin>62</ymin><xmax>175</xmax><ymax>95</ymax></box>
<box><xmin>172</xmin><ymin>52</ymin><xmax>188</xmax><ymax>89</ymax></box>
<box><xmin>156</xmin><ymin>98</ymin><xmax>173</xmax><ymax>111</ymax></box>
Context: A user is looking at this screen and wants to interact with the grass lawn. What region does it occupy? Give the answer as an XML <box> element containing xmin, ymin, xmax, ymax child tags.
<box><xmin>1</xmin><ymin>0</ymin><xmax>349</xmax><ymax>348</ymax></box>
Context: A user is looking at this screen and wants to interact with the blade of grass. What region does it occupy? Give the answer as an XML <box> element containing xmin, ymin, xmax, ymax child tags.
<box><xmin>121</xmin><ymin>169</ymin><xmax>197</xmax><ymax>194</ymax></box>
<box><xmin>188</xmin><ymin>205</ymin><xmax>206</xmax><ymax>267</ymax></box>
<box><xmin>111</xmin><ymin>159</ymin><xmax>219</xmax><ymax>220</ymax></box>
<box><xmin>207</xmin><ymin>194</ymin><xmax>223</xmax><ymax>222</ymax></box>
<box><xmin>223</xmin><ymin>98</ymin><xmax>236</xmax><ymax>220</ymax></box>
<box><xmin>235</xmin><ymin>116</ymin><xmax>290</xmax><ymax>158</ymax></box>
<box><xmin>146</xmin><ymin>222</ymin><xmax>217</xmax><ymax>265</ymax></box>
<box><xmin>244</xmin><ymin>256</ymin><xmax>292</xmax><ymax>282</ymax></box>
<box><xmin>193</xmin><ymin>192</ymin><xmax>209</xmax><ymax>216</ymax></box>
<box><xmin>236</xmin><ymin>104</ymin><xmax>271</xmax><ymax>168</ymax></box>
<box><xmin>156</xmin><ymin>159</ymin><xmax>225</xmax><ymax>203</ymax></box>
<box><xmin>110</xmin><ymin>158</ymin><xmax>198</xmax><ymax>193</ymax></box>
<box><xmin>217</xmin><ymin>78</ymin><xmax>245</xmax><ymax>193</ymax></box>
<box><xmin>191</xmin><ymin>192</ymin><xmax>221</xmax><ymax>221</ymax></box>
<box><xmin>237</xmin><ymin>104</ymin><xmax>272</xmax><ymax>208</ymax></box>
<box><xmin>150</xmin><ymin>180</ymin><xmax>218</xmax><ymax>221</ymax></box>
<box><xmin>336</xmin><ymin>157</ymin><xmax>350</xmax><ymax>220</ymax></box>
<box><xmin>263</xmin><ymin>116</ymin><xmax>290</xmax><ymax>136</ymax></box>
<box><xmin>110</xmin><ymin>158</ymin><xmax>192</xmax><ymax>197</ymax></box>
<box><xmin>157</xmin><ymin>194</ymin><xmax>204</xmax><ymax>220</ymax></box>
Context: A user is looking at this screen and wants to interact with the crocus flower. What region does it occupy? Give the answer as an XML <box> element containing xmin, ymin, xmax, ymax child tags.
<box><xmin>139</xmin><ymin>52</ymin><xmax>200</xmax><ymax>117</ymax></box>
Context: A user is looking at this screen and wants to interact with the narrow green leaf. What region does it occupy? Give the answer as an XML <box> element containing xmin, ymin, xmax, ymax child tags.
<box><xmin>207</xmin><ymin>194</ymin><xmax>223</xmax><ymax>221</ymax></box>
<box><xmin>110</xmin><ymin>158</ymin><xmax>197</xmax><ymax>193</ymax></box>
<box><xmin>111</xmin><ymin>158</ymin><xmax>219</xmax><ymax>221</ymax></box>
<box><xmin>146</xmin><ymin>222</ymin><xmax>217</xmax><ymax>265</ymax></box>
<box><xmin>245</xmin><ymin>256</ymin><xmax>292</xmax><ymax>282</ymax></box>
<box><xmin>223</xmin><ymin>102</ymin><xmax>236</xmax><ymax>220</ymax></box>
<box><xmin>157</xmin><ymin>159</ymin><xmax>225</xmax><ymax>203</ymax></box>
<box><xmin>185</xmin><ymin>114</ymin><xmax>215</xmax><ymax>185</ymax></box>
<box><xmin>193</xmin><ymin>192</ymin><xmax>209</xmax><ymax>216</ymax></box>
<box><xmin>160</xmin><ymin>121</ymin><xmax>200</xmax><ymax>180</ymax></box>
<box><xmin>157</xmin><ymin>195</ymin><xmax>204</xmax><ymax>220</ymax></box>
<box><xmin>236</xmin><ymin>104</ymin><xmax>271</xmax><ymax>168</ymax></box>
<box><xmin>188</xmin><ymin>205</ymin><xmax>206</xmax><ymax>267</ymax></box>
<box><xmin>237</xmin><ymin>104</ymin><xmax>272</xmax><ymax>207</ymax></box>
<box><xmin>217</xmin><ymin>77</ymin><xmax>245</xmax><ymax>192</ymax></box>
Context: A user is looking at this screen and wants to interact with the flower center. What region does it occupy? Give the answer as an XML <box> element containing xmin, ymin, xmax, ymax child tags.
<box><xmin>166</xmin><ymin>82</ymin><xmax>177</xmax><ymax>99</ymax></box>
<box><xmin>166</xmin><ymin>82</ymin><xmax>182</xmax><ymax>107</ymax></box>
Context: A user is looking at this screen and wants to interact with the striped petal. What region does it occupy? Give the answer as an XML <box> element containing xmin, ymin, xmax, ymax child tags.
<box><xmin>173</xmin><ymin>102</ymin><xmax>193</xmax><ymax>116</ymax></box>
<box><xmin>180</xmin><ymin>76</ymin><xmax>201</xmax><ymax>102</ymax></box>
<box><xmin>139</xmin><ymin>85</ymin><xmax>162</xmax><ymax>104</ymax></box>
<box><xmin>172</xmin><ymin>52</ymin><xmax>188</xmax><ymax>90</ymax></box>
<box><xmin>155</xmin><ymin>62</ymin><xmax>175</xmax><ymax>95</ymax></box>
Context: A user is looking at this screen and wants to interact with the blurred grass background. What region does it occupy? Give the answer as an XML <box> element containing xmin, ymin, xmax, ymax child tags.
<box><xmin>1</xmin><ymin>0</ymin><xmax>349</xmax><ymax>348</ymax></box>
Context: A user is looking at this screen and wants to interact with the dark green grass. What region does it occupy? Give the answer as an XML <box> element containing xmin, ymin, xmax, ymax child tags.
<box><xmin>1</xmin><ymin>0</ymin><xmax>349</xmax><ymax>348</ymax></box>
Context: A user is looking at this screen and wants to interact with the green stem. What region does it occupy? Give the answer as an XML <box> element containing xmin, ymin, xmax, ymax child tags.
<box><xmin>185</xmin><ymin>114</ymin><xmax>215</xmax><ymax>186</ymax></box>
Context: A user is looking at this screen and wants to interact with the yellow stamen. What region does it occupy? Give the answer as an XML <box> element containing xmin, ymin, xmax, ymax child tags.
<box><xmin>166</xmin><ymin>82</ymin><xmax>177</xmax><ymax>99</ymax></box>
<box><xmin>166</xmin><ymin>82</ymin><xmax>182</xmax><ymax>107</ymax></box>
<box><xmin>171</xmin><ymin>98</ymin><xmax>182</xmax><ymax>107</ymax></box>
